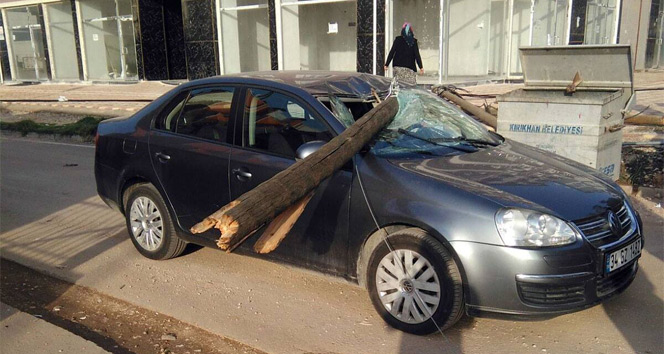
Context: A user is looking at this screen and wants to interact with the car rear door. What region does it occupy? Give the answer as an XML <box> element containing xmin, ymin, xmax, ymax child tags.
<box><xmin>149</xmin><ymin>86</ymin><xmax>238</xmax><ymax>240</ymax></box>
<box><xmin>228</xmin><ymin>86</ymin><xmax>353</xmax><ymax>276</ymax></box>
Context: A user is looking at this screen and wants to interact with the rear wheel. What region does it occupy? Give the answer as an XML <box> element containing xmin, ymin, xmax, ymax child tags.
<box><xmin>124</xmin><ymin>183</ymin><xmax>186</xmax><ymax>260</ymax></box>
<box><xmin>366</xmin><ymin>228</ymin><xmax>464</xmax><ymax>334</ymax></box>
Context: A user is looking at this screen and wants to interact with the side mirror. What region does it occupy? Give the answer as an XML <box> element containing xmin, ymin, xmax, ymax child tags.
<box><xmin>296</xmin><ymin>140</ymin><xmax>327</xmax><ymax>160</ymax></box>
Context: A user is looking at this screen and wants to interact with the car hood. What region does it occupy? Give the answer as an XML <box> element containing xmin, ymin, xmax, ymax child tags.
<box><xmin>387</xmin><ymin>140</ymin><xmax>623</xmax><ymax>221</ymax></box>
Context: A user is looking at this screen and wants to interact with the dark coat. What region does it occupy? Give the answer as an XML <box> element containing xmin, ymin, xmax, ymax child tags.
<box><xmin>385</xmin><ymin>36</ymin><xmax>423</xmax><ymax>72</ymax></box>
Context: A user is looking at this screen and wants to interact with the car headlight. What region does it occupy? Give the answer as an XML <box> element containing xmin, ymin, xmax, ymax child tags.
<box><xmin>495</xmin><ymin>209</ymin><xmax>578</xmax><ymax>247</ymax></box>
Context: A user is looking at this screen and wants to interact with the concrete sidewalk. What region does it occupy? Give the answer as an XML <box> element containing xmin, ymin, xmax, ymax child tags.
<box><xmin>0</xmin><ymin>81</ymin><xmax>174</xmax><ymax>101</ymax></box>
<box><xmin>1</xmin><ymin>302</ymin><xmax>109</xmax><ymax>354</ymax></box>
<box><xmin>0</xmin><ymin>81</ymin><xmax>176</xmax><ymax>118</ymax></box>
<box><xmin>0</xmin><ymin>71</ymin><xmax>661</xmax><ymax>119</ymax></box>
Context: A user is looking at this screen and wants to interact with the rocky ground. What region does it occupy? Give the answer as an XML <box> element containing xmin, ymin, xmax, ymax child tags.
<box><xmin>621</xmin><ymin>126</ymin><xmax>664</xmax><ymax>189</ymax></box>
<box><xmin>1</xmin><ymin>259</ymin><xmax>264</xmax><ymax>354</ymax></box>
<box><xmin>0</xmin><ymin>106</ymin><xmax>100</xmax><ymax>125</ymax></box>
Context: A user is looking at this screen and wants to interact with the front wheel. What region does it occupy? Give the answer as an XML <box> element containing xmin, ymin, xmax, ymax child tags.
<box><xmin>366</xmin><ymin>228</ymin><xmax>464</xmax><ymax>334</ymax></box>
<box><xmin>124</xmin><ymin>183</ymin><xmax>186</xmax><ymax>260</ymax></box>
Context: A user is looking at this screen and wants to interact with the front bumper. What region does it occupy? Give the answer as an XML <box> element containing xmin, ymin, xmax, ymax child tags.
<box><xmin>451</xmin><ymin>232</ymin><xmax>641</xmax><ymax>316</ymax></box>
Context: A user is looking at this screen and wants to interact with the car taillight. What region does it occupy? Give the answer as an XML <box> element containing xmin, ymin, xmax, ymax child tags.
<box><xmin>94</xmin><ymin>132</ymin><xmax>99</xmax><ymax>147</ymax></box>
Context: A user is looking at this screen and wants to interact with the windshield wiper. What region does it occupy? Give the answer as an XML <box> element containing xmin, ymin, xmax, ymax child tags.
<box><xmin>397</xmin><ymin>129</ymin><xmax>477</xmax><ymax>153</ymax></box>
<box><xmin>443</xmin><ymin>137</ymin><xmax>500</xmax><ymax>147</ymax></box>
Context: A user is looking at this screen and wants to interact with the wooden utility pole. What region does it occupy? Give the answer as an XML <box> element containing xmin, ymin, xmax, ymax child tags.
<box><xmin>191</xmin><ymin>97</ymin><xmax>400</xmax><ymax>252</ymax></box>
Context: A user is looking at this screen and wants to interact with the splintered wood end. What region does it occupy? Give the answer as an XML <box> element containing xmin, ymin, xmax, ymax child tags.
<box><xmin>216</xmin><ymin>219</ymin><xmax>239</xmax><ymax>250</ymax></box>
<box><xmin>190</xmin><ymin>217</ymin><xmax>216</xmax><ymax>234</ymax></box>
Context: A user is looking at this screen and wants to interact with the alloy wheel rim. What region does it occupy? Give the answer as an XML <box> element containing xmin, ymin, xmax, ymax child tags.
<box><xmin>376</xmin><ymin>249</ymin><xmax>441</xmax><ymax>324</ymax></box>
<box><xmin>129</xmin><ymin>196</ymin><xmax>163</xmax><ymax>251</ymax></box>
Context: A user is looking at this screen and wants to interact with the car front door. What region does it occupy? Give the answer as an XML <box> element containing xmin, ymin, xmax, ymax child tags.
<box><xmin>149</xmin><ymin>86</ymin><xmax>238</xmax><ymax>241</ymax></box>
<box><xmin>228</xmin><ymin>86</ymin><xmax>353</xmax><ymax>276</ymax></box>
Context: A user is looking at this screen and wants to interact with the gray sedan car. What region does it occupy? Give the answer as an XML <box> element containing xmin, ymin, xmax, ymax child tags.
<box><xmin>95</xmin><ymin>71</ymin><xmax>643</xmax><ymax>335</ymax></box>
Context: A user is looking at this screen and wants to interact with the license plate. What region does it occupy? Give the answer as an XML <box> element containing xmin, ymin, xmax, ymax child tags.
<box><xmin>605</xmin><ymin>238</ymin><xmax>641</xmax><ymax>273</ymax></box>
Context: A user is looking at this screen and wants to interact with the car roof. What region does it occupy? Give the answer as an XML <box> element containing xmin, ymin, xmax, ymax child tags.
<box><xmin>182</xmin><ymin>71</ymin><xmax>392</xmax><ymax>99</ymax></box>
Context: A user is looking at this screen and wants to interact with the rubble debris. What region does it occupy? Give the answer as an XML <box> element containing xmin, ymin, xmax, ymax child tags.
<box><xmin>161</xmin><ymin>334</ymin><xmax>177</xmax><ymax>341</ymax></box>
<box><xmin>565</xmin><ymin>72</ymin><xmax>583</xmax><ymax>94</ymax></box>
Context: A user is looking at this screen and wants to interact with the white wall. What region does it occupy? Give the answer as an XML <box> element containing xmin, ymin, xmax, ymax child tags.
<box><xmin>446</xmin><ymin>0</ymin><xmax>491</xmax><ymax>76</ymax></box>
<box><xmin>281</xmin><ymin>5</ymin><xmax>300</xmax><ymax>70</ymax></box>
<box><xmin>282</xmin><ymin>2</ymin><xmax>356</xmax><ymax>71</ymax></box>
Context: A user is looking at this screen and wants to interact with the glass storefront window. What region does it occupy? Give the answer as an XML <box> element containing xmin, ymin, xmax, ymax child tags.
<box><xmin>78</xmin><ymin>0</ymin><xmax>138</xmax><ymax>80</ymax></box>
<box><xmin>280</xmin><ymin>0</ymin><xmax>357</xmax><ymax>71</ymax></box>
<box><xmin>509</xmin><ymin>0</ymin><xmax>532</xmax><ymax>76</ymax></box>
<box><xmin>646</xmin><ymin>0</ymin><xmax>664</xmax><ymax>68</ymax></box>
<box><xmin>532</xmin><ymin>0</ymin><xmax>568</xmax><ymax>46</ymax></box>
<box><xmin>584</xmin><ymin>0</ymin><xmax>618</xmax><ymax>44</ymax></box>
<box><xmin>488</xmin><ymin>0</ymin><xmax>509</xmax><ymax>78</ymax></box>
<box><xmin>44</xmin><ymin>1</ymin><xmax>79</xmax><ymax>80</ymax></box>
<box><xmin>446</xmin><ymin>0</ymin><xmax>494</xmax><ymax>79</ymax></box>
<box><xmin>3</xmin><ymin>6</ymin><xmax>48</xmax><ymax>81</ymax></box>
<box><xmin>218</xmin><ymin>0</ymin><xmax>270</xmax><ymax>74</ymax></box>
<box><xmin>389</xmin><ymin>0</ymin><xmax>441</xmax><ymax>83</ymax></box>
<box><xmin>388</xmin><ymin>0</ymin><xmax>510</xmax><ymax>83</ymax></box>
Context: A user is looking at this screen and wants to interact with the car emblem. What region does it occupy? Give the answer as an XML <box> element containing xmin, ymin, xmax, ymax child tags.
<box><xmin>607</xmin><ymin>211</ymin><xmax>622</xmax><ymax>236</ymax></box>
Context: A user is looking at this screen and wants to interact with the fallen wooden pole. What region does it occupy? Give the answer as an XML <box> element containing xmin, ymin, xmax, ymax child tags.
<box><xmin>625</xmin><ymin>114</ymin><xmax>664</xmax><ymax>126</ymax></box>
<box><xmin>431</xmin><ymin>86</ymin><xmax>498</xmax><ymax>129</ymax></box>
<box><xmin>191</xmin><ymin>97</ymin><xmax>400</xmax><ymax>252</ymax></box>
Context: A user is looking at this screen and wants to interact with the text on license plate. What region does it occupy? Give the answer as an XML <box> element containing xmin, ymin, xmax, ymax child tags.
<box><xmin>606</xmin><ymin>238</ymin><xmax>641</xmax><ymax>273</ymax></box>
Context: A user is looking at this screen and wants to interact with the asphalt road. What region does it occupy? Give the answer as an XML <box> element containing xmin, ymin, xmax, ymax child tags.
<box><xmin>1</xmin><ymin>137</ymin><xmax>662</xmax><ymax>354</ymax></box>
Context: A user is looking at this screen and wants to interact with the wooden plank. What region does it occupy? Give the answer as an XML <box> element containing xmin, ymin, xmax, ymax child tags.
<box><xmin>253</xmin><ymin>191</ymin><xmax>315</xmax><ymax>254</ymax></box>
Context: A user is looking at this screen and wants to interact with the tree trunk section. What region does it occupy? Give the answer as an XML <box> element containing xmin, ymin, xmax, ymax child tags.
<box><xmin>191</xmin><ymin>97</ymin><xmax>399</xmax><ymax>252</ymax></box>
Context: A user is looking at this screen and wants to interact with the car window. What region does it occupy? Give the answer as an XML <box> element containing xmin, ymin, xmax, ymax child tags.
<box><xmin>242</xmin><ymin>88</ymin><xmax>333</xmax><ymax>158</ymax></box>
<box><xmin>156</xmin><ymin>93</ymin><xmax>188</xmax><ymax>132</ymax></box>
<box><xmin>175</xmin><ymin>87</ymin><xmax>235</xmax><ymax>142</ymax></box>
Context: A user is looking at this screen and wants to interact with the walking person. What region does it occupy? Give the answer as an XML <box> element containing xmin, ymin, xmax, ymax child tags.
<box><xmin>384</xmin><ymin>22</ymin><xmax>424</xmax><ymax>85</ymax></box>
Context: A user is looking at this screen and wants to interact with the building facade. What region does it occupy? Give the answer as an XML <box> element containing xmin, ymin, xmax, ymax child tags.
<box><xmin>0</xmin><ymin>0</ymin><xmax>662</xmax><ymax>84</ymax></box>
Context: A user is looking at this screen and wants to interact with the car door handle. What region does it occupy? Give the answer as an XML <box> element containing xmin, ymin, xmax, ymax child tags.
<box><xmin>232</xmin><ymin>168</ymin><xmax>252</xmax><ymax>180</ymax></box>
<box><xmin>155</xmin><ymin>152</ymin><xmax>171</xmax><ymax>162</ymax></box>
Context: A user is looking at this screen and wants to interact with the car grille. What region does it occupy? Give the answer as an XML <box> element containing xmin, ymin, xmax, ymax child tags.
<box><xmin>574</xmin><ymin>202</ymin><xmax>633</xmax><ymax>248</ymax></box>
<box><xmin>517</xmin><ymin>281</ymin><xmax>586</xmax><ymax>306</ymax></box>
<box><xmin>597</xmin><ymin>263</ymin><xmax>637</xmax><ymax>297</ymax></box>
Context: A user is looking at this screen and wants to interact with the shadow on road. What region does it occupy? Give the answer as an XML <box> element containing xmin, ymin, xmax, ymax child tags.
<box><xmin>1</xmin><ymin>258</ymin><xmax>134</xmax><ymax>353</ymax></box>
<box><xmin>0</xmin><ymin>138</ymin><xmax>136</xmax><ymax>351</ymax></box>
<box><xmin>396</xmin><ymin>315</ymin><xmax>475</xmax><ymax>353</ymax></box>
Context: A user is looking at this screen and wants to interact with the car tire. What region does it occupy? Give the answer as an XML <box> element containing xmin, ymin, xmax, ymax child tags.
<box><xmin>366</xmin><ymin>228</ymin><xmax>464</xmax><ymax>334</ymax></box>
<box><xmin>124</xmin><ymin>183</ymin><xmax>186</xmax><ymax>260</ymax></box>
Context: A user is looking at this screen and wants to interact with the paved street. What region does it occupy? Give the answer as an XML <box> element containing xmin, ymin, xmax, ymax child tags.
<box><xmin>1</xmin><ymin>137</ymin><xmax>662</xmax><ymax>354</ymax></box>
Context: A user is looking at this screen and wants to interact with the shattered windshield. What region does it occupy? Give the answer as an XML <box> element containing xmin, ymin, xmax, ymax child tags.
<box><xmin>329</xmin><ymin>94</ymin><xmax>356</xmax><ymax>128</ymax></box>
<box><xmin>372</xmin><ymin>89</ymin><xmax>501</xmax><ymax>157</ymax></box>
